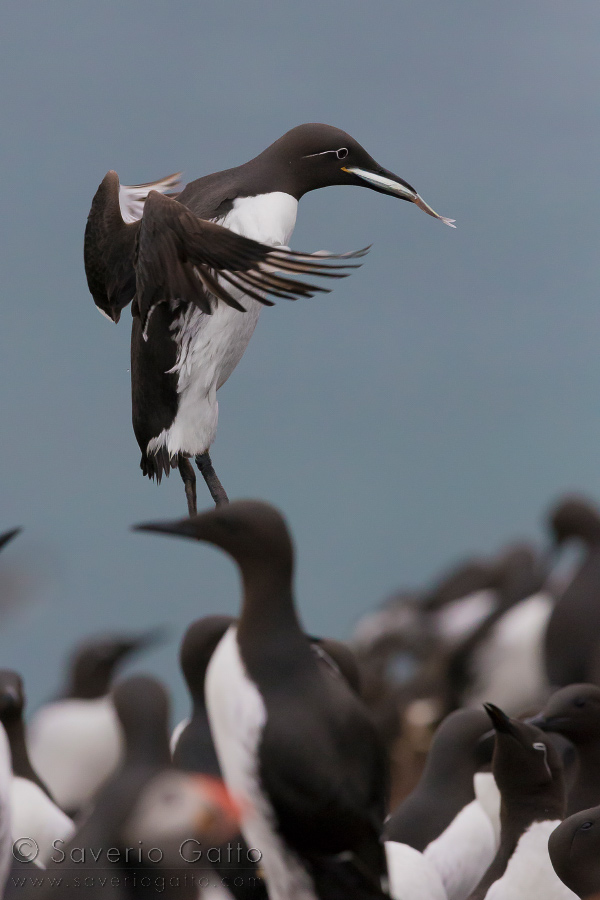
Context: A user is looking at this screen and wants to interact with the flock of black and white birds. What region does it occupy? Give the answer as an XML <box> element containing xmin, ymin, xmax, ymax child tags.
<box><xmin>0</xmin><ymin>123</ymin><xmax>599</xmax><ymax>899</ymax></box>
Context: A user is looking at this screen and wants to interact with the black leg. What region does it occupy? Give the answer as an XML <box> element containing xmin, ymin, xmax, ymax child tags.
<box><xmin>178</xmin><ymin>456</ymin><xmax>197</xmax><ymax>517</ymax></box>
<box><xmin>195</xmin><ymin>452</ymin><xmax>229</xmax><ymax>507</ymax></box>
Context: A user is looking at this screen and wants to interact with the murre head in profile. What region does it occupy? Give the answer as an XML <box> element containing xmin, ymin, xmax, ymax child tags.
<box><xmin>85</xmin><ymin>123</ymin><xmax>454</xmax><ymax>514</ymax></box>
<box><xmin>63</xmin><ymin>628</ymin><xmax>167</xmax><ymax>699</ymax></box>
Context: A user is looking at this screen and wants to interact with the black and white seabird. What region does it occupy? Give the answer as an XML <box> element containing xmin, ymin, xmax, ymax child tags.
<box><xmin>28</xmin><ymin>629</ymin><xmax>165</xmax><ymax>815</ymax></box>
<box><xmin>384</xmin><ymin>708</ymin><xmax>492</xmax><ymax>850</ymax></box>
<box><xmin>0</xmin><ymin>721</ymin><xmax>14</xmax><ymax>899</ymax></box>
<box><xmin>468</xmin><ymin>703</ymin><xmax>574</xmax><ymax>900</ymax></box>
<box><xmin>383</xmin><ymin>709</ymin><xmax>500</xmax><ymax>900</ymax></box>
<box><xmin>0</xmin><ymin>670</ymin><xmax>51</xmax><ymax>797</ymax></box>
<box><xmin>0</xmin><ymin>670</ymin><xmax>74</xmax><ymax>867</ymax></box>
<box><xmin>172</xmin><ymin>616</ymin><xmax>363</xmax><ymax>900</ymax></box>
<box><xmin>135</xmin><ymin>500</ymin><xmax>390</xmax><ymax>900</ymax></box>
<box><xmin>85</xmin><ymin>123</ymin><xmax>454</xmax><ymax>513</ymax></box>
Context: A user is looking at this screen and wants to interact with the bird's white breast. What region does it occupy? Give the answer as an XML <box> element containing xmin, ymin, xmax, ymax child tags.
<box><xmin>148</xmin><ymin>193</ymin><xmax>299</xmax><ymax>459</ymax></box>
<box><xmin>205</xmin><ymin>627</ymin><xmax>317</xmax><ymax>900</ymax></box>
<box><xmin>28</xmin><ymin>696</ymin><xmax>123</xmax><ymax>812</ymax></box>
<box><xmin>224</xmin><ymin>192</ymin><xmax>298</xmax><ymax>246</ymax></box>
<box><xmin>424</xmin><ymin>798</ymin><xmax>498</xmax><ymax>900</ymax></box>
<box><xmin>11</xmin><ymin>777</ymin><xmax>74</xmax><ymax>865</ymax></box>
<box><xmin>0</xmin><ymin>726</ymin><xmax>12</xmax><ymax>895</ymax></box>
<box><xmin>385</xmin><ymin>841</ymin><xmax>447</xmax><ymax>900</ymax></box>
<box><xmin>485</xmin><ymin>820</ymin><xmax>577</xmax><ymax>899</ymax></box>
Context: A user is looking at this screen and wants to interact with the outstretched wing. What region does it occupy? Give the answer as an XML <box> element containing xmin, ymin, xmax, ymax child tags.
<box><xmin>84</xmin><ymin>170</ymin><xmax>369</xmax><ymax>333</ymax></box>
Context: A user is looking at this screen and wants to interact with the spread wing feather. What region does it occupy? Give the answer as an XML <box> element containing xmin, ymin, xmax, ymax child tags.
<box><xmin>84</xmin><ymin>170</ymin><xmax>369</xmax><ymax>333</ymax></box>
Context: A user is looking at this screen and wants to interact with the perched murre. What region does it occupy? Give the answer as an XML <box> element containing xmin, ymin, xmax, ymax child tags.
<box><xmin>171</xmin><ymin>616</ymin><xmax>360</xmax><ymax>900</ymax></box>
<box><xmin>85</xmin><ymin>123</ymin><xmax>454</xmax><ymax>513</ymax></box>
<box><xmin>549</xmin><ymin>804</ymin><xmax>600</xmax><ymax>899</ymax></box>
<box><xmin>467</xmin><ymin>703</ymin><xmax>574</xmax><ymax>900</ymax></box>
<box><xmin>0</xmin><ymin>670</ymin><xmax>51</xmax><ymax>797</ymax></box>
<box><xmin>28</xmin><ymin>629</ymin><xmax>165</xmax><ymax>816</ymax></box>
<box><xmin>172</xmin><ymin>616</ymin><xmax>362</xmax><ymax>773</ymax></box>
<box><xmin>135</xmin><ymin>500</ymin><xmax>390</xmax><ymax>900</ymax></box>
<box><xmin>0</xmin><ymin>670</ymin><xmax>74</xmax><ymax>867</ymax></box>
<box><xmin>0</xmin><ymin>723</ymin><xmax>14</xmax><ymax>899</ymax></box>
<box><xmin>384</xmin><ymin>708</ymin><xmax>492</xmax><ymax>849</ymax></box>
<box><xmin>384</xmin><ymin>709</ymin><xmax>500</xmax><ymax>900</ymax></box>
<box><xmin>544</xmin><ymin>495</ymin><xmax>600</xmax><ymax>687</ymax></box>
<box><xmin>529</xmin><ymin>683</ymin><xmax>600</xmax><ymax>815</ymax></box>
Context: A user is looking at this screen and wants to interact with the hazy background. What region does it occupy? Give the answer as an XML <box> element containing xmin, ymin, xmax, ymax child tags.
<box><xmin>1</xmin><ymin>1</ymin><xmax>599</xmax><ymax>719</ymax></box>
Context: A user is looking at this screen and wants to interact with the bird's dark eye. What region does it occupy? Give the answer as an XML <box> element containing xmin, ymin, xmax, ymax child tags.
<box><xmin>580</xmin><ymin>821</ymin><xmax>593</xmax><ymax>831</ymax></box>
<box><xmin>336</xmin><ymin>148</ymin><xmax>349</xmax><ymax>160</ymax></box>
<box><xmin>574</xmin><ymin>698</ymin><xmax>586</xmax><ymax>708</ymax></box>
<box><xmin>532</xmin><ymin>742</ymin><xmax>546</xmax><ymax>752</ymax></box>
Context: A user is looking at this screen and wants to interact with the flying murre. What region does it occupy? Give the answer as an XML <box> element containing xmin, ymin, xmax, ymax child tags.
<box><xmin>135</xmin><ymin>500</ymin><xmax>390</xmax><ymax>900</ymax></box>
<box><xmin>84</xmin><ymin>123</ymin><xmax>454</xmax><ymax>513</ymax></box>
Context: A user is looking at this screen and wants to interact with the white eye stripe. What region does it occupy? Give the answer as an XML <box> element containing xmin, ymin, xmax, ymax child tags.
<box><xmin>533</xmin><ymin>742</ymin><xmax>547</xmax><ymax>752</ymax></box>
<box><xmin>303</xmin><ymin>148</ymin><xmax>349</xmax><ymax>159</ymax></box>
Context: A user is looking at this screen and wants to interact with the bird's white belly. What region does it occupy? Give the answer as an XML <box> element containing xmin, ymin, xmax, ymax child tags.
<box><xmin>206</xmin><ymin>627</ymin><xmax>317</xmax><ymax>900</ymax></box>
<box><xmin>147</xmin><ymin>191</ymin><xmax>298</xmax><ymax>459</ymax></box>
<box><xmin>11</xmin><ymin>777</ymin><xmax>75</xmax><ymax>865</ymax></box>
<box><xmin>28</xmin><ymin>696</ymin><xmax>123</xmax><ymax>813</ymax></box>
<box><xmin>485</xmin><ymin>821</ymin><xmax>577</xmax><ymax>899</ymax></box>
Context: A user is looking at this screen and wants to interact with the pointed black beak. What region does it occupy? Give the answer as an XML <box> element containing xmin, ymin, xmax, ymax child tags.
<box><xmin>131</xmin><ymin>626</ymin><xmax>170</xmax><ymax>651</ymax></box>
<box><xmin>341</xmin><ymin>163</ymin><xmax>455</xmax><ymax>227</ymax></box>
<box><xmin>133</xmin><ymin>516</ymin><xmax>205</xmax><ymax>542</ymax></box>
<box><xmin>525</xmin><ymin>713</ymin><xmax>568</xmax><ymax>732</ymax></box>
<box><xmin>484</xmin><ymin>702</ymin><xmax>517</xmax><ymax>735</ymax></box>
<box><xmin>0</xmin><ymin>528</ymin><xmax>21</xmax><ymax>553</ymax></box>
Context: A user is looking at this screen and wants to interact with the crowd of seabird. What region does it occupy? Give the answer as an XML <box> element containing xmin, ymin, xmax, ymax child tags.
<box><xmin>0</xmin><ymin>493</ymin><xmax>599</xmax><ymax>898</ymax></box>
<box><xmin>0</xmin><ymin>123</ymin><xmax>597</xmax><ymax>899</ymax></box>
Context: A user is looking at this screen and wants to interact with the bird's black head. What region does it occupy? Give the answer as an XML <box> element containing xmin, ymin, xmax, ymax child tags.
<box><xmin>66</xmin><ymin>628</ymin><xmax>167</xmax><ymax>700</ymax></box>
<box><xmin>529</xmin><ymin>683</ymin><xmax>600</xmax><ymax>743</ymax></box>
<box><xmin>484</xmin><ymin>703</ymin><xmax>564</xmax><ymax>804</ymax></box>
<box><xmin>135</xmin><ymin>500</ymin><xmax>295</xmax><ymax>584</ymax></box>
<box><xmin>548</xmin><ymin>805</ymin><xmax>600</xmax><ymax>899</ymax></box>
<box><xmin>0</xmin><ymin>670</ymin><xmax>25</xmax><ymax>722</ymax></box>
<box><xmin>254</xmin><ymin>123</ymin><xmax>454</xmax><ymax>225</ymax></box>
<box><xmin>548</xmin><ymin>494</ymin><xmax>600</xmax><ymax>547</ymax></box>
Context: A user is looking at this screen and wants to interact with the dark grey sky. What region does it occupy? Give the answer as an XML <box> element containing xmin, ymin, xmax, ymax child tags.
<box><xmin>1</xmin><ymin>1</ymin><xmax>599</xmax><ymax>718</ymax></box>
